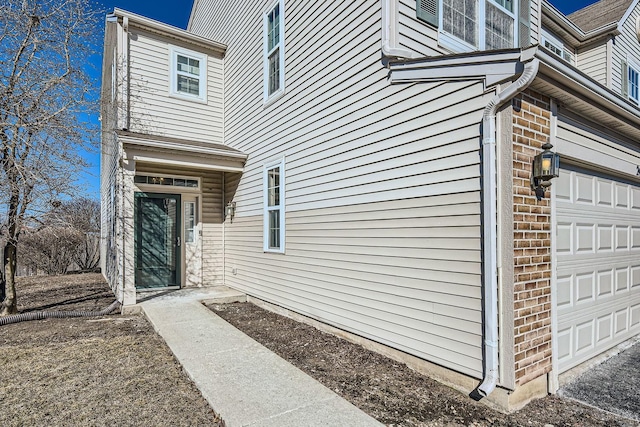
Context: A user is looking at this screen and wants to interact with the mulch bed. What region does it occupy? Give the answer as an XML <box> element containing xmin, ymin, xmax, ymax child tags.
<box><xmin>0</xmin><ymin>274</ymin><xmax>223</xmax><ymax>427</ymax></box>
<box><xmin>209</xmin><ymin>301</ymin><xmax>637</xmax><ymax>427</ymax></box>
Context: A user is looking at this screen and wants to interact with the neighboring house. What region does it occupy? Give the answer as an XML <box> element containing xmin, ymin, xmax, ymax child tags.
<box><xmin>100</xmin><ymin>0</ymin><xmax>640</xmax><ymax>411</ymax></box>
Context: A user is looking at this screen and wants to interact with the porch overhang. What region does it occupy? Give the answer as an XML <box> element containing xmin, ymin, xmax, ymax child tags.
<box><xmin>118</xmin><ymin>131</ymin><xmax>247</xmax><ymax>173</ymax></box>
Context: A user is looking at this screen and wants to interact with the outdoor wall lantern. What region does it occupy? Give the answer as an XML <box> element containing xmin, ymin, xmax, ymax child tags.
<box><xmin>530</xmin><ymin>142</ymin><xmax>560</xmax><ymax>201</ymax></box>
<box><xmin>226</xmin><ymin>201</ymin><xmax>236</xmax><ymax>223</ymax></box>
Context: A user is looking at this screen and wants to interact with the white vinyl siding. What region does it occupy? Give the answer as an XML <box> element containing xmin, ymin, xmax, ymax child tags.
<box><xmin>201</xmin><ymin>172</ymin><xmax>224</xmax><ymax>286</ymax></box>
<box><xmin>127</xmin><ymin>29</ymin><xmax>224</xmax><ymax>144</ymax></box>
<box><xmin>100</xmin><ymin>23</ymin><xmax>124</xmax><ymax>298</ymax></box>
<box><xmin>611</xmin><ymin>3</ymin><xmax>640</xmax><ymax>97</ymax></box>
<box><xmin>189</xmin><ymin>0</ymin><xmax>488</xmax><ymax>378</ymax></box>
<box><xmin>576</xmin><ymin>41</ymin><xmax>608</xmax><ymax>86</ymax></box>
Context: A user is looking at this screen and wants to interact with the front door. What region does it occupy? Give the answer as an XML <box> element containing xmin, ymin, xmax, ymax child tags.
<box><xmin>134</xmin><ymin>192</ymin><xmax>181</xmax><ymax>289</ymax></box>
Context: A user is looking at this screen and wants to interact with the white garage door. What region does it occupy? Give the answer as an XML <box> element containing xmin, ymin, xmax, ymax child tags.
<box><xmin>554</xmin><ymin>165</ymin><xmax>640</xmax><ymax>373</ymax></box>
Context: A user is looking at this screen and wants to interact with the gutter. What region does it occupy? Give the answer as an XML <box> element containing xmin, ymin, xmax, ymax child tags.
<box><xmin>111</xmin><ymin>8</ymin><xmax>226</xmax><ymax>54</ymax></box>
<box><xmin>477</xmin><ymin>57</ymin><xmax>540</xmax><ymax>397</ymax></box>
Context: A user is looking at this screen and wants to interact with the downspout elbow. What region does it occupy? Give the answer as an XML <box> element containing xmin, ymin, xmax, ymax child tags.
<box><xmin>381</xmin><ymin>0</ymin><xmax>416</xmax><ymax>60</ymax></box>
<box><xmin>479</xmin><ymin>58</ymin><xmax>539</xmax><ymax>399</ymax></box>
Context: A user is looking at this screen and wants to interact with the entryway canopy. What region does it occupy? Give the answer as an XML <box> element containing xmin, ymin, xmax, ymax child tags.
<box><xmin>118</xmin><ymin>130</ymin><xmax>247</xmax><ymax>172</ymax></box>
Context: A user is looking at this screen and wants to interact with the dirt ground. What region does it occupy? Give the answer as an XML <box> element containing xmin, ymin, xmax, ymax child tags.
<box><xmin>209</xmin><ymin>302</ymin><xmax>638</xmax><ymax>427</ymax></box>
<box><xmin>0</xmin><ymin>274</ymin><xmax>223</xmax><ymax>427</ymax></box>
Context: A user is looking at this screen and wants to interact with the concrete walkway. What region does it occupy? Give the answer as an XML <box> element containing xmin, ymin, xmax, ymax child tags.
<box><xmin>139</xmin><ymin>287</ymin><xmax>382</xmax><ymax>427</ymax></box>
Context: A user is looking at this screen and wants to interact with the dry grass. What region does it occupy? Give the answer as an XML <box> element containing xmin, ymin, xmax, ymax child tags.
<box><xmin>0</xmin><ymin>274</ymin><xmax>222</xmax><ymax>427</ymax></box>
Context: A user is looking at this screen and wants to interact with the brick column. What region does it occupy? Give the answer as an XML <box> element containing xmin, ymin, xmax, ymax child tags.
<box><xmin>511</xmin><ymin>89</ymin><xmax>553</xmax><ymax>385</ymax></box>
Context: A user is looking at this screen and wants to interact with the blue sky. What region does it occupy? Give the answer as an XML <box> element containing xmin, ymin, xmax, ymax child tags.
<box><xmin>100</xmin><ymin>0</ymin><xmax>195</xmax><ymax>28</ymax></box>
<box><xmin>79</xmin><ymin>0</ymin><xmax>601</xmax><ymax>197</ymax></box>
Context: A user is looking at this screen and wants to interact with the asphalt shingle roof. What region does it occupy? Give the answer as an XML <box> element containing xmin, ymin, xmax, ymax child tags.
<box><xmin>567</xmin><ymin>0</ymin><xmax>633</xmax><ymax>32</ymax></box>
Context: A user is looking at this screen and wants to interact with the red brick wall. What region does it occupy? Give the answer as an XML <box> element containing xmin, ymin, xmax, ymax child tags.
<box><xmin>512</xmin><ymin>89</ymin><xmax>553</xmax><ymax>385</ymax></box>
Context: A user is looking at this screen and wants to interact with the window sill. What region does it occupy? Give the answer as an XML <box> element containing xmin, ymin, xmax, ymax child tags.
<box><xmin>169</xmin><ymin>91</ymin><xmax>208</xmax><ymax>105</ymax></box>
<box><xmin>438</xmin><ymin>32</ymin><xmax>477</xmax><ymax>55</ymax></box>
<box><xmin>263</xmin><ymin>248</ymin><xmax>285</xmax><ymax>254</ymax></box>
<box><xmin>263</xmin><ymin>88</ymin><xmax>285</xmax><ymax>109</ymax></box>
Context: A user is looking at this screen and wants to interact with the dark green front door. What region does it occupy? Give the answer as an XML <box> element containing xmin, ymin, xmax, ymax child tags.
<box><xmin>134</xmin><ymin>192</ymin><xmax>181</xmax><ymax>289</ymax></box>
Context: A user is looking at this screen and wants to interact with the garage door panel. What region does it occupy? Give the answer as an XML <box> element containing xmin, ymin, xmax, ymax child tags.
<box><xmin>596</xmin><ymin>314</ymin><xmax>613</xmax><ymax>343</ymax></box>
<box><xmin>555</xmin><ymin>167</ymin><xmax>640</xmax><ymax>372</ymax></box>
<box><xmin>632</xmin><ymin>228</ymin><xmax>640</xmax><ymax>248</ymax></box>
<box><xmin>632</xmin><ymin>188</ymin><xmax>640</xmax><ymax>209</ymax></box>
<box><xmin>631</xmin><ymin>304</ymin><xmax>640</xmax><ymax>327</ymax></box>
<box><xmin>597</xmin><ymin>270</ymin><xmax>613</xmax><ymax>297</ymax></box>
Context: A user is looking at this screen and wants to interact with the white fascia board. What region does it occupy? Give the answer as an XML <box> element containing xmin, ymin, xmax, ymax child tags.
<box><xmin>111</xmin><ymin>8</ymin><xmax>226</xmax><ymax>54</ymax></box>
<box><xmin>389</xmin><ymin>50</ymin><xmax>524</xmax><ymax>88</ymax></box>
<box><xmin>119</xmin><ymin>135</ymin><xmax>247</xmax><ymax>160</ymax></box>
<box><xmin>187</xmin><ymin>0</ymin><xmax>201</xmax><ymax>31</ymax></box>
<box><xmin>541</xmin><ymin>1</ymin><xmax>620</xmax><ymax>46</ymax></box>
<box><xmin>130</xmin><ymin>156</ymin><xmax>245</xmax><ymax>173</ymax></box>
<box><xmin>534</xmin><ymin>48</ymin><xmax>640</xmax><ymax>128</ymax></box>
<box><xmin>618</xmin><ymin>0</ymin><xmax>640</xmax><ymax>33</ymax></box>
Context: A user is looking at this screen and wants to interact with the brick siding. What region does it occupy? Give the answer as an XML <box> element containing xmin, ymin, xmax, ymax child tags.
<box><xmin>512</xmin><ymin>89</ymin><xmax>553</xmax><ymax>385</ymax></box>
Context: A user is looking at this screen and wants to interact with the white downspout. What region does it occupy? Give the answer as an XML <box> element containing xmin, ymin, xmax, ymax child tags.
<box><xmin>381</xmin><ymin>0</ymin><xmax>417</xmax><ymax>59</ymax></box>
<box><xmin>477</xmin><ymin>58</ymin><xmax>539</xmax><ymax>397</ymax></box>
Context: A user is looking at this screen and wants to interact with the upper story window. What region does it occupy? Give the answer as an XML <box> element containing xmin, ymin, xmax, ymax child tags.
<box><xmin>628</xmin><ymin>59</ymin><xmax>640</xmax><ymax>104</ymax></box>
<box><xmin>263</xmin><ymin>158</ymin><xmax>285</xmax><ymax>253</ymax></box>
<box><xmin>169</xmin><ymin>45</ymin><xmax>207</xmax><ymax>103</ymax></box>
<box><xmin>417</xmin><ymin>0</ymin><xmax>528</xmax><ymax>52</ymax></box>
<box><xmin>263</xmin><ymin>0</ymin><xmax>285</xmax><ymax>103</ymax></box>
<box><xmin>541</xmin><ymin>28</ymin><xmax>574</xmax><ymax>64</ymax></box>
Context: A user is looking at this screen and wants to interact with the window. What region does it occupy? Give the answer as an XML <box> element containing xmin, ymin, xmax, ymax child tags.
<box><xmin>263</xmin><ymin>158</ymin><xmax>285</xmax><ymax>252</ymax></box>
<box><xmin>134</xmin><ymin>175</ymin><xmax>199</xmax><ymax>189</ymax></box>
<box><xmin>628</xmin><ymin>61</ymin><xmax>640</xmax><ymax>104</ymax></box>
<box><xmin>263</xmin><ymin>0</ymin><xmax>285</xmax><ymax>103</ymax></box>
<box><xmin>418</xmin><ymin>0</ymin><xmax>524</xmax><ymax>52</ymax></box>
<box><xmin>169</xmin><ymin>46</ymin><xmax>207</xmax><ymax>102</ymax></box>
<box><xmin>185</xmin><ymin>201</ymin><xmax>197</xmax><ymax>244</ymax></box>
<box><xmin>541</xmin><ymin>28</ymin><xmax>574</xmax><ymax>64</ymax></box>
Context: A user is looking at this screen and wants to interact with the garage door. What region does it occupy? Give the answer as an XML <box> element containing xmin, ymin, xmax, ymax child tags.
<box><xmin>554</xmin><ymin>165</ymin><xmax>640</xmax><ymax>373</ymax></box>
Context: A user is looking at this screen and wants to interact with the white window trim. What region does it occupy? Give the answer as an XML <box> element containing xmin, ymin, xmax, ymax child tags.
<box><xmin>184</xmin><ymin>200</ymin><xmax>197</xmax><ymax>244</ymax></box>
<box><xmin>541</xmin><ymin>28</ymin><xmax>574</xmax><ymax>64</ymax></box>
<box><xmin>263</xmin><ymin>0</ymin><xmax>285</xmax><ymax>105</ymax></box>
<box><xmin>263</xmin><ymin>157</ymin><xmax>285</xmax><ymax>253</ymax></box>
<box><xmin>438</xmin><ymin>0</ymin><xmax>518</xmax><ymax>52</ymax></box>
<box><xmin>627</xmin><ymin>55</ymin><xmax>640</xmax><ymax>104</ymax></box>
<box><xmin>134</xmin><ymin>173</ymin><xmax>202</xmax><ymax>193</ymax></box>
<box><xmin>169</xmin><ymin>45</ymin><xmax>208</xmax><ymax>103</ymax></box>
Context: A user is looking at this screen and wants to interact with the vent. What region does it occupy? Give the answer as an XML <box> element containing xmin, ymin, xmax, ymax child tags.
<box><xmin>417</xmin><ymin>0</ymin><xmax>438</xmax><ymax>27</ymax></box>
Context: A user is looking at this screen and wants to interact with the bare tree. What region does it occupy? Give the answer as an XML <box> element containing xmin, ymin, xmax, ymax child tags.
<box><xmin>20</xmin><ymin>226</ymin><xmax>84</xmax><ymax>275</ymax></box>
<box><xmin>0</xmin><ymin>0</ymin><xmax>101</xmax><ymax>315</ymax></box>
<box><xmin>55</xmin><ymin>197</ymin><xmax>100</xmax><ymax>271</ymax></box>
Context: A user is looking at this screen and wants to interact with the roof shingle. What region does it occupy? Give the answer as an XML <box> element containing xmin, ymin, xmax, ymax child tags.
<box><xmin>566</xmin><ymin>0</ymin><xmax>633</xmax><ymax>32</ymax></box>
